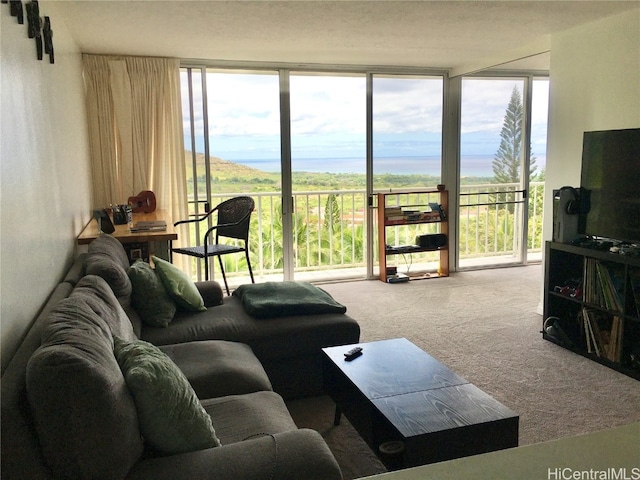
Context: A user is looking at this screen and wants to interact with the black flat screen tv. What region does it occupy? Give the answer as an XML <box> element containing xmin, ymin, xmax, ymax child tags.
<box><xmin>579</xmin><ymin>128</ymin><xmax>640</xmax><ymax>244</ymax></box>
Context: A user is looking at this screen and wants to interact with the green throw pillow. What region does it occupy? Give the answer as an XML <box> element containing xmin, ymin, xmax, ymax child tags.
<box><xmin>113</xmin><ymin>337</ymin><xmax>220</xmax><ymax>455</ymax></box>
<box><xmin>152</xmin><ymin>256</ymin><xmax>206</xmax><ymax>312</ymax></box>
<box><xmin>127</xmin><ymin>260</ymin><xmax>177</xmax><ymax>328</ymax></box>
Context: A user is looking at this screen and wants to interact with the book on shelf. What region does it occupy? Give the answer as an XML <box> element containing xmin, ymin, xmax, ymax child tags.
<box><xmin>597</xmin><ymin>262</ymin><xmax>624</xmax><ymax>311</ymax></box>
<box><xmin>384</xmin><ymin>210</ymin><xmax>441</xmax><ymax>224</ymax></box>
<box><xmin>404</xmin><ymin>211</ymin><xmax>423</xmax><ymax>221</ymax></box>
<box><xmin>581</xmin><ymin>307</ymin><xmax>623</xmax><ymax>362</ymax></box>
<box><xmin>384</xmin><ymin>207</ymin><xmax>404</xmax><ymax>221</ymax></box>
<box><xmin>584</xmin><ymin>259</ymin><xmax>624</xmax><ymax>312</ymax></box>
<box><xmin>607</xmin><ymin>315</ymin><xmax>623</xmax><ymax>363</ymax></box>
<box><xmin>422</xmin><ymin>211</ymin><xmax>441</xmax><ymax>221</ymax></box>
<box><xmin>130</xmin><ymin>220</ymin><xmax>167</xmax><ymax>232</ymax></box>
<box><xmin>582</xmin><ymin>307</ymin><xmax>603</xmax><ymax>357</ymax></box>
<box><xmin>429</xmin><ymin>202</ymin><xmax>447</xmax><ymax>221</ymax></box>
<box><xmin>384</xmin><ymin>207</ymin><xmax>402</xmax><ymax>213</ymax></box>
<box><xmin>583</xmin><ymin>308</ymin><xmax>593</xmax><ymax>354</ymax></box>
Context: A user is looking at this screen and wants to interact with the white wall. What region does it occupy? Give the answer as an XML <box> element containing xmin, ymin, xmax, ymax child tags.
<box><xmin>0</xmin><ymin>2</ymin><xmax>92</xmax><ymax>371</ymax></box>
<box><xmin>544</xmin><ymin>9</ymin><xmax>640</xmax><ymax>242</ymax></box>
<box><xmin>535</xmin><ymin>9</ymin><xmax>640</xmax><ymax>315</ymax></box>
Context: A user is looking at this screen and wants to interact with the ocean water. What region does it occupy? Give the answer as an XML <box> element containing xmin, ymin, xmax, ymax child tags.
<box><xmin>227</xmin><ymin>155</ymin><xmax>545</xmax><ymax>177</ymax></box>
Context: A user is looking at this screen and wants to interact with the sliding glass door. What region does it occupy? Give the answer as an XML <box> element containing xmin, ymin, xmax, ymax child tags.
<box><xmin>180</xmin><ymin>68</ymin><xmax>283</xmax><ymax>284</ymax></box>
<box><xmin>458</xmin><ymin>76</ymin><xmax>544</xmax><ymax>269</ymax></box>
<box><xmin>180</xmin><ymin>65</ymin><xmax>546</xmax><ymax>283</ymax></box>
<box><xmin>289</xmin><ymin>73</ymin><xmax>367</xmax><ymax>281</ymax></box>
<box><xmin>371</xmin><ymin>75</ymin><xmax>444</xmax><ymax>277</ymax></box>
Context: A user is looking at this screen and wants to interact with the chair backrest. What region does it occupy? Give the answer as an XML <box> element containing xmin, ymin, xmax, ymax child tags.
<box><xmin>216</xmin><ymin>196</ymin><xmax>254</xmax><ymax>243</ymax></box>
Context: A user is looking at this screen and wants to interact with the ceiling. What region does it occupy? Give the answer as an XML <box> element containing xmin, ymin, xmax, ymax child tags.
<box><xmin>56</xmin><ymin>1</ymin><xmax>638</xmax><ymax>74</ymax></box>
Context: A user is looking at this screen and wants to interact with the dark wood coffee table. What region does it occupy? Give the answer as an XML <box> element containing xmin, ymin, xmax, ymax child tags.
<box><xmin>322</xmin><ymin>338</ymin><xmax>519</xmax><ymax>470</ymax></box>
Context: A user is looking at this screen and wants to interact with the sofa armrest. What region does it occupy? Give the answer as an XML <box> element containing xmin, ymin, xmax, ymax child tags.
<box><xmin>195</xmin><ymin>281</ymin><xmax>223</xmax><ymax>307</ymax></box>
<box><xmin>126</xmin><ymin>429</ymin><xmax>342</xmax><ymax>480</ymax></box>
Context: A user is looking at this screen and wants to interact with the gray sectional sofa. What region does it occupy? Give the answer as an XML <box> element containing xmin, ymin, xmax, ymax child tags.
<box><xmin>1</xmin><ymin>234</ymin><xmax>360</xmax><ymax>480</ymax></box>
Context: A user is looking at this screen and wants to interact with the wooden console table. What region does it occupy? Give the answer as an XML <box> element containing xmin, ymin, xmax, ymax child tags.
<box><xmin>77</xmin><ymin>209</ymin><xmax>177</xmax><ymax>262</ymax></box>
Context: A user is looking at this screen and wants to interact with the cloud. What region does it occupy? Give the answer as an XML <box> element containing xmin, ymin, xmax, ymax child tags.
<box><xmin>180</xmin><ymin>69</ymin><xmax>548</xmax><ymax>161</ymax></box>
<box><xmin>290</xmin><ymin>75</ymin><xmax>366</xmax><ymax>135</ymax></box>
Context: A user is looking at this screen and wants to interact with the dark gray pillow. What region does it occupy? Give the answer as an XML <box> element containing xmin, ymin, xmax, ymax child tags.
<box><xmin>84</xmin><ymin>254</ymin><xmax>132</xmax><ymax>305</ymax></box>
<box><xmin>88</xmin><ymin>233</ymin><xmax>130</xmax><ymax>270</ymax></box>
<box><xmin>84</xmin><ymin>234</ymin><xmax>133</xmax><ymax>305</ymax></box>
<box><xmin>114</xmin><ymin>337</ymin><xmax>220</xmax><ymax>455</ymax></box>
<box><xmin>26</xmin><ymin>298</ymin><xmax>143</xmax><ymax>479</ymax></box>
<box><xmin>127</xmin><ymin>260</ymin><xmax>177</xmax><ymax>328</ymax></box>
<box><xmin>71</xmin><ymin>275</ymin><xmax>137</xmax><ymax>342</ymax></box>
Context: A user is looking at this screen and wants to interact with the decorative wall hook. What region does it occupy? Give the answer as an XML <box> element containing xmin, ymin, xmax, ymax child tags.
<box><xmin>4</xmin><ymin>0</ymin><xmax>53</xmax><ymax>62</ymax></box>
<box><xmin>43</xmin><ymin>16</ymin><xmax>54</xmax><ymax>63</ymax></box>
<box><xmin>26</xmin><ymin>0</ymin><xmax>38</xmax><ymax>38</ymax></box>
<box><xmin>9</xmin><ymin>0</ymin><xmax>23</xmax><ymax>24</ymax></box>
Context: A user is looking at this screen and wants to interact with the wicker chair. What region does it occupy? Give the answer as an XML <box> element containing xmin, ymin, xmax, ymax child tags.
<box><xmin>171</xmin><ymin>196</ymin><xmax>255</xmax><ymax>294</ymax></box>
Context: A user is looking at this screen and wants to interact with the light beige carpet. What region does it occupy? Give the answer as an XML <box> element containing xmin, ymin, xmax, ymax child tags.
<box><xmin>287</xmin><ymin>264</ymin><xmax>640</xmax><ymax>480</ymax></box>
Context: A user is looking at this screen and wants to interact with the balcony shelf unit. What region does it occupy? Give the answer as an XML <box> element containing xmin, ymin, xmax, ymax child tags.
<box><xmin>377</xmin><ymin>189</ymin><xmax>449</xmax><ymax>283</ymax></box>
<box><xmin>543</xmin><ymin>241</ymin><xmax>640</xmax><ymax>380</ymax></box>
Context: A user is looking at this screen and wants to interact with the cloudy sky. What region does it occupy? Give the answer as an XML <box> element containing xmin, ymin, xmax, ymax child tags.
<box><xmin>181</xmin><ymin>71</ymin><xmax>548</xmax><ymax>176</ymax></box>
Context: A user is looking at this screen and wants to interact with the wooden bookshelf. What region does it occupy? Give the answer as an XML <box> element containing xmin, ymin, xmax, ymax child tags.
<box><xmin>377</xmin><ymin>189</ymin><xmax>449</xmax><ymax>283</ymax></box>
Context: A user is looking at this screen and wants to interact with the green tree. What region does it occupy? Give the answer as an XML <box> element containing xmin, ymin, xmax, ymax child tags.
<box><xmin>324</xmin><ymin>194</ymin><xmax>341</xmax><ymax>233</ymax></box>
<box><xmin>492</xmin><ymin>87</ymin><xmax>537</xmax><ymax>183</ymax></box>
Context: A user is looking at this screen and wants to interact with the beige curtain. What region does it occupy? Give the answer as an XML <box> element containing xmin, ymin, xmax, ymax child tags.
<box><xmin>83</xmin><ymin>54</ymin><xmax>191</xmax><ymax>261</ymax></box>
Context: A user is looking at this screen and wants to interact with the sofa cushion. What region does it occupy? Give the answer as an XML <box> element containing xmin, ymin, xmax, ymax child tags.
<box><xmin>124</xmin><ymin>303</ymin><xmax>144</xmax><ymax>338</ymax></box>
<box><xmin>127</xmin><ymin>429</ymin><xmax>343</xmax><ymax>480</ymax></box>
<box><xmin>159</xmin><ymin>340</ymin><xmax>273</xmax><ymax>399</ymax></box>
<box><xmin>89</xmin><ymin>232</ymin><xmax>131</xmax><ymax>269</ymax></box>
<box><xmin>141</xmin><ymin>295</ymin><xmax>360</xmax><ymax>361</ymax></box>
<box><xmin>152</xmin><ymin>256</ymin><xmax>206</xmax><ymax>312</ymax></box>
<box><xmin>195</xmin><ymin>280</ymin><xmax>224</xmax><ymax>307</ymax></box>
<box><xmin>128</xmin><ymin>260</ymin><xmax>177</xmax><ymax>328</ymax></box>
<box><xmin>114</xmin><ymin>337</ymin><xmax>220</xmax><ymax>455</ymax></box>
<box><xmin>26</xmin><ymin>296</ymin><xmax>143</xmax><ymax>480</ymax></box>
<box><xmin>84</xmin><ymin>234</ymin><xmax>133</xmax><ymax>306</ymax></box>
<box><xmin>200</xmin><ymin>391</ymin><xmax>297</xmax><ymax>445</ymax></box>
<box><xmin>71</xmin><ymin>275</ymin><xmax>137</xmax><ymax>342</ymax></box>
<box><xmin>1</xmin><ymin>282</ymin><xmax>75</xmax><ymax>480</ymax></box>
<box><xmin>84</xmin><ymin>254</ymin><xmax>132</xmax><ymax>305</ymax></box>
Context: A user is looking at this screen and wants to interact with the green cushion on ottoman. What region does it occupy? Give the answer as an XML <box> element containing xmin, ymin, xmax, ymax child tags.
<box><xmin>233</xmin><ymin>281</ymin><xmax>347</xmax><ymax>319</ymax></box>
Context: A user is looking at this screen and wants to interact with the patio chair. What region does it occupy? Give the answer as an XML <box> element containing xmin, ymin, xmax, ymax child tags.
<box><xmin>171</xmin><ymin>196</ymin><xmax>255</xmax><ymax>294</ymax></box>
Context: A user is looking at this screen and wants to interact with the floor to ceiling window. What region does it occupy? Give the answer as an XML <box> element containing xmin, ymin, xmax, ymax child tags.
<box><xmin>180</xmin><ymin>68</ymin><xmax>282</xmax><ymax>283</ymax></box>
<box><xmin>372</xmin><ymin>75</ymin><xmax>443</xmax><ymax>189</ymax></box>
<box><xmin>180</xmin><ymin>65</ymin><xmax>547</xmax><ymax>284</ymax></box>
<box><xmin>458</xmin><ymin>75</ymin><xmax>547</xmax><ymax>269</ymax></box>
<box><xmin>371</xmin><ymin>75</ymin><xmax>444</xmax><ymax>276</ymax></box>
<box><xmin>289</xmin><ymin>73</ymin><xmax>367</xmax><ymax>281</ymax></box>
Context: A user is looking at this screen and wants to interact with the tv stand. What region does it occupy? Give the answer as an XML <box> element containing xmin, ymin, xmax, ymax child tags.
<box><xmin>543</xmin><ymin>241</ymin><xmax>640</xmax><ymax>380</ymax></box>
